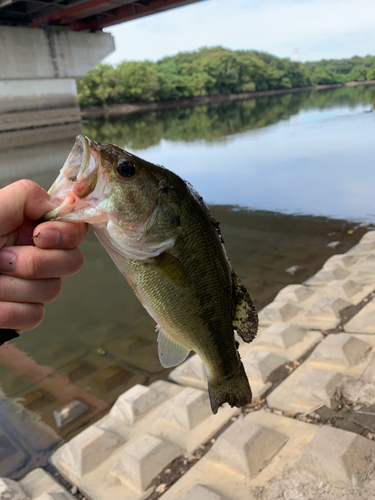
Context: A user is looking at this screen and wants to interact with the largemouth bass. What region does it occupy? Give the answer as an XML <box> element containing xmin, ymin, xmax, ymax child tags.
<box><xmin>45</xmin><ymin>135</ymin><xmax>258</xmax><ymax>413</ymax></box>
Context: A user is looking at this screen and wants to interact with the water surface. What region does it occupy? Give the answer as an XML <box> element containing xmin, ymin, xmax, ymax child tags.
<box><xmin>0</xmin><ymin>85</ymin><xmax>374</xmax><ymax>477</ymax></box>
<box><xmin>83</xmin><ymin>85</ymin><xmax>375</xmax><ymax>220</ymax></box>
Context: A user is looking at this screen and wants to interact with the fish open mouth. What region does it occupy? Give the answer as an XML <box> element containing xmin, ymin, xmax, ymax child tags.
<box><xmin>44</xmin><ymin>135</ymin><xmax>100</xmax><ymax>221</ymax></box>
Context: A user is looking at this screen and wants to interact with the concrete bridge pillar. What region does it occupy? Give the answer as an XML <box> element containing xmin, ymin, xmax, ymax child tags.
<box><xmin>0</xmin><ymin>26</ymin><xmax>115</xmax><ymax>132</ymax></box>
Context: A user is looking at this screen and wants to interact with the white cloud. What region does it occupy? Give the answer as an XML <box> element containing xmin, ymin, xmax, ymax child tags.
<box><xmin>104</xmin><ymin>0</ymin><xmax>375</xmax><ymax>64</ymax></box>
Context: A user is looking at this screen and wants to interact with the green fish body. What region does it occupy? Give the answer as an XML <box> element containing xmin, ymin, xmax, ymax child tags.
<box><xmin>45</xmin><ymin>135</ymin><xmax>258</xmax><ymax>413</ymax></box>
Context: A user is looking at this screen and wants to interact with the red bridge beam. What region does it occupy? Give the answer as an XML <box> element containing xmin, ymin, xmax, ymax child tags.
<box><xmin>30</xmin><ymin>0</ymin><xmax>134</xmax><ymax>26</ymax></box>
<box><xmin>31</xmin><ymin>0</ymin><xmax>202</xmax><ymax>31</ymax></box>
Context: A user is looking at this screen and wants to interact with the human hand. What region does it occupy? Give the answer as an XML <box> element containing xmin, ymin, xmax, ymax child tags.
<box><xmin>0</xmin><ymin>180</ymin><xmax>88</xmax><ymax>337</ymax></box>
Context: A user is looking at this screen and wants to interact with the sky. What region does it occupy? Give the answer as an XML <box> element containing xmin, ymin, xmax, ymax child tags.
<box><xmin>104</xmin><ymin>0</ymin><xmax>375</xmax><ymax>65</ymax></box>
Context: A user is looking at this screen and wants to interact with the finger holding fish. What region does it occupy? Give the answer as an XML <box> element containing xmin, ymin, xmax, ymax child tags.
<box><xmin>0</xmin><ymin>301</ymin><xmax>45</xmax><ymax>331</ymax></box>
<box><xmin>0</xmin><ymin>246</ymin><xmax>84</xmax><ymax>279</ymax></box>
<box><xmin>32</xmin><ymin>221</ymin><xmax>89</xmax><ymax>249</ymax></box>
<box><xmin>0</xmin><ymin>275</ymin><xmax>62</xmax><ymax>304</ymax></box>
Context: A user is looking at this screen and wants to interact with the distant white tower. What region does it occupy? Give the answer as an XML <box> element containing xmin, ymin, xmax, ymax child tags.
<box><xmin>294</xmin><ymin>48</ymin><xmax>299</xmax><ymax>62</ymax></box>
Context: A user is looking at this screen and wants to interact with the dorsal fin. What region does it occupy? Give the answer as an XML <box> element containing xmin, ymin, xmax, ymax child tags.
<box><xmin>232</xmin><ymin>272</ymin><xmax>258</xmax><ymax>343</ymax></box>
<box><xmin>157</xmin><ymin>325</ymin><xmax>190</xmax><ymax>368</ymax></box>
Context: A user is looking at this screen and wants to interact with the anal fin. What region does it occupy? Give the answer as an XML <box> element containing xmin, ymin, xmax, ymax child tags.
<box><xmin>232</xmin><ymin>272</ymin><xmax>258</xmax><ymax>343</ymax></box>
<box><xmin>157</xmin><ymin>325</ymin><xmax>190</xmax><ymax>368</ymax></box>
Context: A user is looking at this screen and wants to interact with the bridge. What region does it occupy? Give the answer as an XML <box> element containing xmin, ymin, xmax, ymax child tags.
<box><xmin>0</xmin><ymin>0</ymin><xmax>201</xmax><ymax>31</ymax></box>
<box><xmin>0</xmin><ymin>0</ymin><xmax>203</xmax><ymax>131</ymax></box>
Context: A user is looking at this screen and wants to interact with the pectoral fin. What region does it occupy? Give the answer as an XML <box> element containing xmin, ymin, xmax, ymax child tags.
<box><xmin>151</xmin><ymin>253</ymin><xmax>190</xmax><ymax>288</ymax></box>
<box><xmin>157</xmin><ymin>325</ymin><xmax>190</xmax><ymax>368</ymax></box>
<box><xmin>232</xmin><ymin>272</ymin><xmax>258</xmax><ymax>343</ymax></box>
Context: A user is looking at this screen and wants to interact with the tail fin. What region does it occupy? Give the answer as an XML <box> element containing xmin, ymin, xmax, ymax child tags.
<box><xmin>208</xmin><ymin>361</ymin><xmax>252</xmax><ymax>414</ymax></box>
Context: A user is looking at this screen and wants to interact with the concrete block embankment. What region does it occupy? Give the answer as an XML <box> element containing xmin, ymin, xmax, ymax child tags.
<box><xmin>3</xmin><ymin>230</ymin><xmax>375</xmax><ymax>499</ymax></box>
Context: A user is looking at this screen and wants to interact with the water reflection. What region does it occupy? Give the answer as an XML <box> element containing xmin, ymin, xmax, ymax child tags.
<box><xmin>0</xmin><ymin>124</ymin><xmax>82</xmax><ymax>189</ymax></box>
<box><xmin>0</xmin><ymin>85</ymin><xmax>374</xmax><ymax>478</ymax></box>
<box><xmin>83</xmin><ymin>85</ymin><xmax>375</xmax><ymax>149</ymax></box>
<box><xmin>83</xmin><ymin>85</ymin><xmax>375</xmax><ymax>221</ymax></box>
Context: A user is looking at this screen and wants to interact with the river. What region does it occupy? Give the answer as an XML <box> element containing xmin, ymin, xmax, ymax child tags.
<box><xmin>0</xmin><ymin>85</ymin><xmax>374</xmax><ymax>478</ymax></box>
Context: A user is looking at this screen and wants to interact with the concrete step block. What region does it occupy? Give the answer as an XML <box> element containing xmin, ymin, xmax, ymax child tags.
<box><xmin>105</xmin><ymin>334</ymin><xmax>162</xmax><ymax>374</ymax></box>
<box><xmin>242</xmin><ymin>350</ymin><xmax>287</xmax><ymax>384</ymax></box>
<box><xmin>147</xmin><ymin>380</ymin><xmax>183</xmax><ymax>399</ymax></box>
<box><xmin>53</xmin><ymin>399</ymin><xmax>90</xmax><ymax>428</ymax></box>
<box><xmin>267</xmin><ymin>333</ymin><xmax>375</xmax><ymax>414</ymax></box>
<box><xmin>320</xmin><ymin>279</ymin><xmax>370</xmax><ymax>304</ymax></box>
<box><xmin>309</xmin><ymin>333</ymin><xmax>372</xmax><ymax>367</ymax></box>
<box><xmin>352</xmin><ymin>241</ymin><xmax>375</xmax><ymax>257</ymax></box>
<box><xmin>169</xmin><ymin>347</ymin><xmax>287</xmax><ymax>401</ymax></box>
<box><xmin>254</xmin><ymin>323</ymin><xmax>323</xmax><ymax>362</ymax></box>
<box><xmin>306</xmin><ymin>267</ymin><xmax>350</xmax><ymax>287</ymax></box>
<box><xmin>323</xmin><ymin>253</ymin><xmax>360</xmax><ymax>270</ymax></box>
<box><xmin>60</xmin><ymin>426</ymin><xmax>124</xmax><ymax>476</ymax></box>
<box><xmin>294</xmin><ymin>369</ymin><xmax>345</xmax><ymax>408</ymax></box>
<box><xmin>345</xmin><ymin>298</ymin><xmax>375</xmax><ymax>334</ymax></box>
<box><xmin>263</xmin><ymin>278</ymin><xmax>368</xmax><ymax>331</ymax></box>
<box><xmin>258</xmin><ymin>301</ymin><xmax>302</xmax><ymax>325</ymax></box>
<box><xmin>18</xmin><ymin>469</ymin><xmax>75</xmax><ymax>500</ymax></box>
<box><xmin>256</xmin><ymin>323</ymin><xmax>305</xmax><ymax>349</ymax></box>
<box><xmin>352</xmin><ymin>255</ymin><xmax>375</xmax><ymax>283</ymax></box>
<box><xmin>266</xmin><ymin>367</ymin><xmax>337</xmax><ymax>414</ymax></box>
<box><xmin>161</xmin><ymin>411</ymin><xmax>318</xmax><ymax>500</ymax></box>
<box><xmin>168</xmin><ymin>354</ymin><xmax>207</xmax><ymax>390</ymax></box>
<box><xmin>157</xmin><ymin>390</ymin><xmax>239</xmax><ymax>454</ymax></box>
<box><xmin>51</xmin><ymin>380</ymin><xmax>237</xmax><ymax>500</ymax></box>
<box><xmin>210</xmin><ymin>419</ymin><xmax>288</xmax><ymax>479</ymax></box>
<box><xmin>295</xmin><ymin>426</ymin><xmax>375</xmax><ymax>487</ymax></box>
<box><xmin>111</xmin><ymin>434</ymin><xmax>182</xmax><ymax>492</ymax></box>
<box><xmin>109</xmin><ymin>384</ymin><xmax>167</xmax><ymax>424</ymax></box>
<box><xmin>0</xmin><ymin>478</ymin><xmax>28</xmax><ymax>500</ymax></box>
<box><xmin>359</xmin><ymin>231</ymin><xmax>375</xmax><ymax>244</ymax></box>
<box><xmin>308</xmin><ymin>297</ymin><xmax>350</xmax><ymax>318</ymax></box>
<box><xmin>163</xmin><ymin>387</ymin><xmax>212</xmax><ymax>430</ymax></box>
<box><xmin>274</xmin><ymin>285</ymin><xmax>314</xmax><ymax>304</ymax></box>
<box><xmin>338</xmin><ymin>357</ymin><xmax>375</xmax><ymax>405</ymax></box>
<box><xmin>348</xmin><ymin>242</ymin><xmax>375</xmax><ymax>260</ymax></box>
<box><xmin>179</xmin><ymin>485</ymin><xmax>229</xmax><ymax>500</ymax></box>
<box><xmin>293</xmin><ymin>296</ymin><xmax>351</xmax><ymax>330</ymax></box>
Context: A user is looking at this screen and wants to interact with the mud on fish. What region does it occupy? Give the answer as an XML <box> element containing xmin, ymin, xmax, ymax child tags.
<box><xmin>45</xmin><ymin>135</ymin><xmax>258</xmax><ymax>414</ymax></box>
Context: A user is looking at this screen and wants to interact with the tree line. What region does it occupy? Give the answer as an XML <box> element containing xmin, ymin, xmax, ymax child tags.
<box><xmin>77</xmin><ymin>47</ymin><xmax>375</xmax><ymax>108</ymax></box>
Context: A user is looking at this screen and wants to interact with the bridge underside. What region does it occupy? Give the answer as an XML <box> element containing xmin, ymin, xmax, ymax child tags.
<box><xmin>0</xmin><ymin>0</ymin><xmax>203</xmax><ymax>132</ymax></box>
<box><xmin>0</xmin><ymin>0</ymin><xmax>202</xmax><ymax>31</ymax></box>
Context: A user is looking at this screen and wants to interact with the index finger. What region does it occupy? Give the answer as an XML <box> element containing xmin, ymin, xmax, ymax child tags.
<box><xmin>33</xmin><ymin>221</ymin><xmax>89</xmax><ymax>249</ymax></box>
<box><xmin>0</xmin><ymin>180</ymin><xmax>56</xmax><ymax>237</ymax></box>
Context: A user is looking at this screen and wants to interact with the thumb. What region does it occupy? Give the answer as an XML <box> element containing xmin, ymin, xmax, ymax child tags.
<box><xmin>0</xmin><ymin>180</ymin><xmax>56</xmax><ymax>237</ymax></box>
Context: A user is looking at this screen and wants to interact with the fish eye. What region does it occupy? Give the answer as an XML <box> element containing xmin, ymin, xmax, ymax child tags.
<box><xmin>117</xmin><ymin>159</ymin><xmax>136</xmax><ymax>178</ymax></box>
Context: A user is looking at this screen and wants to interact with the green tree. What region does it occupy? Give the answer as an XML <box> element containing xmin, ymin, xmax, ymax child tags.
<box><xmin>367</xmin><ymin>65</ymin><xmax>375</xmax><ymax>80</ymax></box>
<box><xmin>345</xmin><ymin>65</ymin><xmax>368</xmax><ymax>82</ymax></box>
<box><xmin>77</xmin><ymin>63</ymin><xmax>118</xmax><ymax>107</ymax></box>
<box><xmin>116</xmin><ymin>61</ymin><xmax>162</xmax><ymax>102</ymax></box>
<box><xmin>198</xmin><ymin>50</ymin><xmax>243</xmax><ymax>94</ymax></box>
<box><xmin>76</xmin><ymin>48</ymin><xmax>375</xmax><ymax>108</ymax></box>
<box><xmin>311</xmin><ymin>68</ymin><xmax>339</xmax><ymax>85</ymax></box>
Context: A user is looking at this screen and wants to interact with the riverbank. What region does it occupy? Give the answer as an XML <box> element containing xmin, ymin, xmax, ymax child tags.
<box><xmin>5</xmin><ymin>229</ymin><xmax>375</xmax><ymax>500</ymax></box>
<box><xmin>81</xmin><ymin>80</ymin><xmax>375</xmax><ymax>119</ymax></box>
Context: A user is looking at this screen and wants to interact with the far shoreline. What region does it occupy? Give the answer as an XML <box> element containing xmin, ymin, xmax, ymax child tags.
<box><xmin>81</xmin><ymin>80</ymin><xmax>375</xmax><ymax>119</ymax></box>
